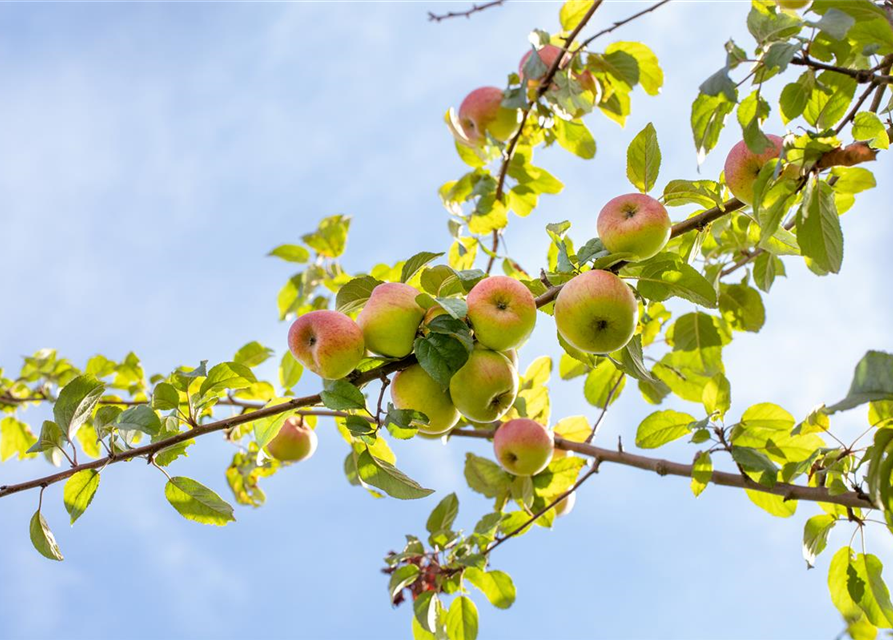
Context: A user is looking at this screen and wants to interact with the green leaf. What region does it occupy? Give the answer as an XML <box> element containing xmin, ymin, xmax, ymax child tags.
<box><xmin>152</xmin><ymin>382</ymin><xmax>180</xmax><ymax>411</ymax></box>
<box><xmin>830</xmin><ymin>546</ymin><xmax>864</xmax><ymax>622</ymax></box>
<box><xmin>164</xmin><ymin>476</ymin><xmax>236</xmax><ymax>526</ymax></box>
<box><xmin>199</xmin><ymin>362</ymin><xmax>257</xmax><ymax>399</ymax></box>
<box><xmin>827</xmin><ymin>351</ymin><xmax>893</xmax><ymax>413</ymax></box>
<box><xmin>413</xmin><ymin>591</ymin><xmax>441</xmax><ymax>633</ymax></box>
<box><xmin>533</xmin><ymin>457</ymin><xmax>586</xmax><ymax>498</ymax></box>
<box><xmin>626</xmin><ymin>122</ymin><xmax>661</xmax><ymax>193</ymax></box>
<box><xmin>446</xmin><ymin>596</ymin><xmax>478</xmax><ymax>640</ymax></box>
<box><xmin>703</xmin><ymin>373</ymin><xmax>731</xmax><ymax>419</ymax></box>
<box><xmin>803</xmin><ymin>515</ymin><xmax>836</xmax><ymax>568</ymax></box>
<box><xmin>636</xmin><ymin>258</ymin><xmax>717</xmax><ymax>308</ymax></box>
<box><xmin>30</xmin><ymin>510</ymin><xmax>63</xmax><ymax>561</ymax></box>
<box><xmin>464</xmin><ymin>452</ymin><xmax>512</xmax><ymax>499</ymax></box>
<box><xmin>850</xmin><ymin>553</ymin><xmax>893</xmax><ymax>627</ymax></box>
<box><xmin>0</xmin><ymin>417</ymin><xmax>36</xmax><ymax>461</ymax></box>
<box><xmin>559</xmin><ymin>0</ymin><xmax>594</xmax><ymax>30</ymax></box>
<box><xmin>301</xmin><ymin>214</ymin><xmax>350</xmax><ymax>258</ymax></box>
<box><xmin>809</xmin><ymin>8</ymin><xmax>855</xmax><ymax>41</ymax></box>
<box><xmin>267</xmin><ymin>244</ymin><xmax>310</xmax><ymax>263</ymax></box>
<box><xmin>426</xmin><ymin>492</ymin><xmax>459</xmax><ymax>534</ymax></box>
<box><xmin>853</xmin><ymin>112</ymin><xmax>890</xmax><ymax>150</ymax></box>
<box><xmin>691</xmin><ymin>92</ymin><xmax>736</xmax><ymax>162</ymax></box>
<box><xmin>662</xmin><ymin>179</ymin><xmax>725</xmax><ymax>208</ymax></box>
<box><xmin>753</xmin><ymin>252</ymin><xmax>783</xmax><ymax>293</ymax></box>
<box><xmin>389</xmin><ymin>564</ymin><xmax>421</xmax><ymax>601</ymax></box>
<box><xmin>583</xmin><ymin>359</ymin><xmax>625</xmax><ymax>409</ymax></box>
<box><xmin>670</xmin><ymin>312</ymin><xmax>724</xmax><ymax>374</ymax></box>
<box><xmin>465</xmin><ymin>568</ymin><xmax>516</xmax><ymax>609</ymax></box>
<box><xmin>719</xmin><ymin>284</ymin><xmax>765</xmax><ymax>332</ymax></box>
<box><xmin>747</xmin><ymin>2</ymin><xmax>802</xmax><ymax>44</ymax></box>
<box><xmin>636</xmin><ymin>410</ymin><xmax>695</xmax><ymax>449</ymax></box>
<box><xmin>779</xmin><ymin>73</ymin><xmax>813</xmax><ymax>124</ymax></box>
<box><xmin>401</xmin><ymin>252</ymin><xmax>445</xmax><ymax>283</ymax></box>
<box><xmin>357</xmin><ymin>450</ymin><xmax>434</xmax><ymax>499</ymax></box>
<box><xmin>433</xmin><ymin>297</ymin><xmax>468</xmax><ymax>321</ymax></box>
<box><xmin>114</xmin><ymin>405</ymin><xmax>162</xmax><ymax>436</ymax></box>
<box><xmin>26</xmin><ymin>420</ymin><xmax>65</xmax><ymax>455</ymax></box>
<box><xmin>553</xmin><ymin>415</ymin><xmax>590</xmax><ymax>443</ymax></box>
<box><xmin>320</xmin><ymin>380</ymin><xmax>367</xmax><ymax>411</ymax></box>
<box><xmin>413</xmin><ymin>334</ymin><xmax>470</xmax><ymax>388</ymax></box>
<box><xmin>797</xmin><ymin>180</ymin><xmax>843</xmax><ymax>275</ymax></box>
<box><xmin>279</xmin><ymin>350</ymin><xmax>303</xmax><ymax>390</ymax></box>
<box><xmin>63</xmin><ymin>469</ymin><xmax>100</xmax><ymax>525</ymax></box>
<box><xmin>745</xmin><ymin>489</ymin><xmax>796</xmax><ymax>517</ymax></box>
<box><xmin>554</xmin><ymin>118</ymin><xmax>596</xmax><ymax>160</ymax></box>
<box><xmin>741</xmin><ymin>403</ymin><xmax>795</xmax><ymax>430</ymax></box>
<box><xmin>606</xmin><ymin>41</ymin><xmax>663</xmax><ymax>96</ymax></box>
<box><xmin>336</xmin><ymin>275</ymin><xmax>384</xmax><ymax>314</ymax></box>
<box><xmin>691</xmin><ymin>451</ymin><xmax>712</xmax><ymax>497</ymax></box>
<box><xmin>54</xmin><ymin>375</ymin><xmax>105</xmax><ymax>442</ymax></box>
<box><xmin>233</xmin><ymin>341</ymin><xmax>274</xmax><ymax>368</ymax></box>
<box><xmin>731</xmin><ymin>446</ymin><xmax>779</xmax><ymax>486</ymax></box>
<box><xmin>804</xmin><ymin>71</ymin><xmax>857</xmax><ymax>130</ymax></box>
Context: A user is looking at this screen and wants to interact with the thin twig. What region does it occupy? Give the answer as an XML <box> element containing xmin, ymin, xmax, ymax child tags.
<box><xmin>485</xmin><ymin>465</ymin><xmax>599</xmax><ymax>555</ymax></box>
<box><xmin>576</xmin><ymin>0</ymin><xmax>672</xmax><ymax>51</ymax></box>
<box><xmin>791</xmin><ymin>56</ymin><xmax>893</xmax><ymax>84</ymax></box>
<box><xmin>584</xmin><ymin>373</ymin><xmax>625</xmax><ymax>444</ymax></box>
<box><xmin>428</xmin><ymin>0</ymin><xmax>504</xmax><ymax>22</ymax></box>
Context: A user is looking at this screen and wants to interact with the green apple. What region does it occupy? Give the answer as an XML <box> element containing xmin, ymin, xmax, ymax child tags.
<box><xmin>287</xmin><ymin>309</ymin><xmax>365</xmax><ymax>380</ymax></box>
<box><xmin>493</xmin><ymin>418</ymin><xmax>554</xmax><ymax>476</ymax></box>
<box><xmin>467</xmin><ymin>275</ymin><xmax>537</xmax><ymax>351</ymax></box>
<box><xmin>449</xmin><ymin>346</ymin><xmax>519</xmax><ymax>423</ymax></box>
<box><xmin>390</xmin><ymin>364</ymin><xmax>460</xmax><ymax>436</ymax></box>
<box><xmin>458</xmin><ymin>87</ymin><xmax>520</xmax><ymax>146</ymax></box>
<box><xmin>266</xmin><ymin>416</ymin><xmax>318</xmax><ymax>462</ymax></box>
<box><xmin>552</xmin><ymin>491</ymin><xmax>576</xmax><ymax>517</ymax></box>
<box><xmin>357</xmin><ymin>282</ymin><xmax>424</xmax><ymax>358</ymax></box>
<box><xmin>554</xmin><ymin>270</ymin><xmax>638</xmax><ymax>354</ymax></box>
<box><xmin>501</xmin><ymin>348</ymin><xmax>519</xmax><ymax>369</ymax></box>
<box><xmin>723</xmin><ymin>135</ymin><xmax>784</xmax><ymax>204</ymax></box>
<box><xmin>597</xmin><ymin>193</ymin><xmax>671</xmax><ymax>261</ymax></box>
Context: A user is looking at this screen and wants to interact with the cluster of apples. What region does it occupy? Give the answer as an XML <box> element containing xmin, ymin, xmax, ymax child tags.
<box><xmin>268</xmin><ymin>276</ymin><xmax>538</xmax><ymax>464</ymax></box>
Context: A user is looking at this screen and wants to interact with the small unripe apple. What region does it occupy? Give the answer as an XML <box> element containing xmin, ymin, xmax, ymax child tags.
<box><xmin>597</xmin><ymin>193</ymin><xmax>672</xmax><ymax>261</ymax></box>
<box><xmin>391</xmin><ymin>364</ymin><xmax>460</xmax><ymax>435</ymax></box>
<box><xmin>776</xmin><ymin>0</ymin><xmax>810</xmax><ymax>9</ymax></box>
<box><xmin>493</xmin><ymin>418</ymin><xmax>554</xmax><ymax>476</ymax></box>
<box><xmin>501</xmin><ymin>348</ymin><xmax>519</xmax><ymax>369</ymax></box>
<box><xmin>458</xmin><ymin>87</ymin><xmax>520</xmax><ymax>146</ymax></box>
<box><xmin>552</xmin><ymin>491</ymin><xmax>576</xmax><ymax>517</ymax></box>
<box><xmin>287</xmin><ymin>310</ymin><xmax>365</xmax><ymax>380</ymax></box>
<box><xmin>519</xmin><ymin>44</ymin><xmax>567</xmax><ymax>87</ymax></box>
<box><xmin>467</xmin><ymin>276</ymin><xmax>537</xmax><ymax>351</ymax></box>
<box><xmin>551</xmin><ymin>447</ymin><xmax>570</xmax><ymax>462</ymax></box>
<box><xmin>723</xmin><ymin>135</ymin><xmax>784</xmax><ymax>205</ymax></box>
<box><xmin>449</xmin><ymin>346</ymin><xmax>519</xmax><ymax>423</ymax></box>
<box><xmin>554</xmin><ymin>270</ymin><xmax>638</xmax><ymax>354</ymax></box>
<box><xmin>357</xmin><ymin>283</ymin><xmax>425</xmax><ymax>358</ymax></box>
<box><xmin>266</xmin><ymin>416</ymin><xmax>318</xmax><ymax>462</ymax></box>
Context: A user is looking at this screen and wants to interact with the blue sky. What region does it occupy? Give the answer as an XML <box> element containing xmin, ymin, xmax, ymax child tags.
<box><xmin>1</xmin><ymin>2</ymin><xmax>892</xmax><ymax>639</ymax></box>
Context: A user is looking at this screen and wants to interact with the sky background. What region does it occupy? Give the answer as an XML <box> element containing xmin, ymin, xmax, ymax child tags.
<box><xmin>1</xmin><ymin>2</ymin><xmax>892</xmax><ymax>639</ymax></box>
